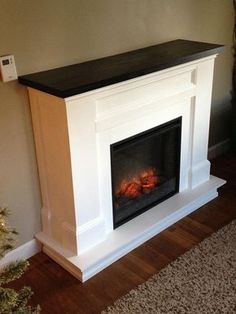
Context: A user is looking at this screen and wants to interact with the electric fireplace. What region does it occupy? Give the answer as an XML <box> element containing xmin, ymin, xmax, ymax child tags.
<box><xmin>111</xmin><ymin>117</ymin><xmax>181</xmax><ymax>228</ymax></box>
<box><xmin>19</xmin><ymin>39</ymin><xmax>225</xmax><ymax>282</ymax></box>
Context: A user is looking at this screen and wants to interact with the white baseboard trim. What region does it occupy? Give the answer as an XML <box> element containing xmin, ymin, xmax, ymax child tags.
<box><xmin>0</xmin><ymin>239</ymin><xmax>41</xmax><ymax>268</ymax></box>
<box><xmin>208</xmin><ymin>138</ymin><xmax>231</xmax><ymax>160</ymax></box>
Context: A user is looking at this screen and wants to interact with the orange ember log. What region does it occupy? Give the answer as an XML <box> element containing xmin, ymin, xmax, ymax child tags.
<box><xmin>116</xmin><ymin>168</ymin><xmax>160</xmax><ymax>201</ymax></box>
<box><xmin>141</xmin><ymin>175</ymin><xmax>159</xmax><ymax>189</ymax></box>
<box><xmin>123</xmin><ymin>181</ymin><xmax>142</xmax><ymax>198</ymax></box>
<box><xmin>117</xmin><ymin>178</ymin><xmax>142</xmax><ymax>199</ymax></box>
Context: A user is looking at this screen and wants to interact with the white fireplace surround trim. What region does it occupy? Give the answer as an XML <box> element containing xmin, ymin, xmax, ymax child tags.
<box><xmin>28</xmin><ymin>54</ymin><xmax>225</xmax><ymax>282</ymax></box>
<box><xmin>37</xmin><ymin>175</ymin><xmax>223</xmax><ymax>282</ymax></box>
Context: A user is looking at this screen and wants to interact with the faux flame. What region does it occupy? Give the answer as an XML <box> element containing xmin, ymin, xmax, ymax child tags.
<box><xmin>115</xmin><ymin>168</ymin><xmax>160</xmax><ymax>200</ymax></box>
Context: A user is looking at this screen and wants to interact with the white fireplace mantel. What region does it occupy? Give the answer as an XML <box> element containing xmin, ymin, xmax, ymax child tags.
<box><xmin>19</xmin><ymin>40</ymin><xmax>225</xmax><ymax>282</ymax></box>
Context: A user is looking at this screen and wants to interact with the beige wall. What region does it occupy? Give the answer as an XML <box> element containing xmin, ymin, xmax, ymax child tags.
<box><xmin>0</xmin><ymin>0</ymin><xmax>233</xmax><ymax>246</ymax></box>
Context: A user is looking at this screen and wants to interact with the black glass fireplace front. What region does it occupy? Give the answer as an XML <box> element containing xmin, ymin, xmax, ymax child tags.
<box><xmin>110</xmin><ymin>117</ymin><xmax>182</xmax><ymax>228</ymax></box>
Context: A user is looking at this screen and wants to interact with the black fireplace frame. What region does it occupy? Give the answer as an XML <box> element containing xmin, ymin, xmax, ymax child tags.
<box><xmin>110</xmin><ymin>117</ymin><xmax>182</xmax><ymax>229</ymax></box>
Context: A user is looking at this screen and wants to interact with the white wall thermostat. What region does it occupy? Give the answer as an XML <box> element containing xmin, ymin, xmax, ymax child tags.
<box><xmin>0</xmin><ymin>55</ymin><xmax>18</xmax><ymax>82</ymax></box>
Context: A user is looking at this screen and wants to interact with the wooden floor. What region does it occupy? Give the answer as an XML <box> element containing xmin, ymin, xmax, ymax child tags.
<box><xmin>8</xmin><ymin>153</ymin><xmax>236</xmax><ymax>314</ymax></box>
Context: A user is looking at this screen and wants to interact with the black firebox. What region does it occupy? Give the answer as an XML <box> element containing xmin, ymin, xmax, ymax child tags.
<box><xmin>110</xmin><ymin>117</ymin><xmax>182</xmax><ymax>228</ymax></box>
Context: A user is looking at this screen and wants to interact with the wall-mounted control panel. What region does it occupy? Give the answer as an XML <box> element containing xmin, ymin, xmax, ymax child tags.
<box><xmin>0</xmin><ymin>55</ymin><xmax>18</xmax><ymax>82</ymax></box>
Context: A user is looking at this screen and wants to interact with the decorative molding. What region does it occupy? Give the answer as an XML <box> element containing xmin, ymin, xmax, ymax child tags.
<box><xmin>208</xmin><ymin>139</ymin><xmax>231</xmax><ymax>160</ymax></box>
<box><xmin>96</xmin><ymin>67</ymin><xmax>196</xmax><ymax>121</ymax></box>
<box><xmin>0</xmin><ymin>239</ymin><xmax>41</xmax><ymax>268</ymax></box>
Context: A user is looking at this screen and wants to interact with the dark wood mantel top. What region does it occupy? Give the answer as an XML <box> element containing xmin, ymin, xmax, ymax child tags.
<box><xmin>18</xmin><ymin>39</ymin><xmax>223</xmax><ymax>98</ymax></box>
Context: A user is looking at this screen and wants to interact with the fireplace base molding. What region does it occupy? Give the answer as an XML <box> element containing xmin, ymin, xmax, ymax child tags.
<box><xmin>19</xmin><ymin>40</ymin><xmax>225</xmax><ymax>282</ymax></box>
<box><xmin>36</xmin><ymin>175</ymin><xmax>224</xmax><ymax>282</ymax></box>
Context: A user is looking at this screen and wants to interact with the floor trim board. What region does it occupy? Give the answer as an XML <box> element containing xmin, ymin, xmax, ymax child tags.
<box><xmin>0</xmin><ymin>239</ymin><xmax>41</xmax><ymax>268</ymax></box>
<box><xmin>208</xmin><ymin>139</ymin><xmax>231</xmax><ymax>160</ymax></box>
